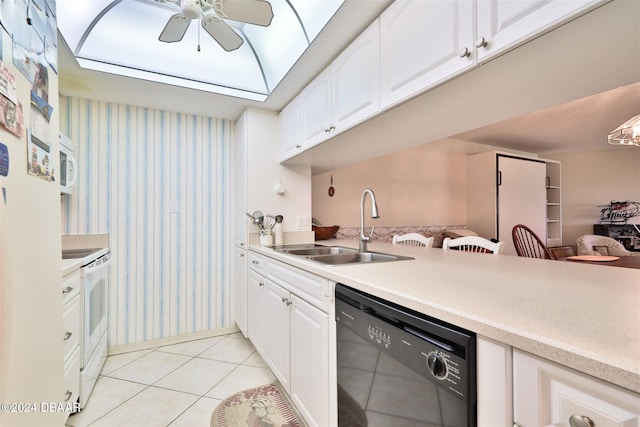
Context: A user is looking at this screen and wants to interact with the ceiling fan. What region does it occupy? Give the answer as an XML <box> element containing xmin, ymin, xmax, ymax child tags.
<box><xmin>157</xmin><ymin>0</ymin><xmax>274</xmax><ymax>52</ymax></box>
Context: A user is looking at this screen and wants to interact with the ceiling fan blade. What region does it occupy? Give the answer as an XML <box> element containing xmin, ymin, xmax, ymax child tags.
<box><xmin>159</xmin><ymin>13</ymin><xmax>191</xmax><ymax>42</ymax></box>
<box><xmin>215</xmin><ymin>0</ymin><xmax>274</xmax><ymax>27</ymax></box>
<box><xmin>201</xmin><ymin>15</ymin><xmax>244</xmax><ymax>51</ymax></box>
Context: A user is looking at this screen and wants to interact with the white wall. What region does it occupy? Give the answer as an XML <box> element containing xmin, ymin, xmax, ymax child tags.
<box><xmin>60</xmin><ymin>96</ymin><xmax>233</xmax><ymax>347</ymax></box>
<box><xmin>312</xmin><ymin>139</ymin><xmax>468</xmax><ymax>228</ymax></box>
<box><xmin>545</xmin><ymin>148</ymin><xmax>640</xmax><ymax>247</ymax></box>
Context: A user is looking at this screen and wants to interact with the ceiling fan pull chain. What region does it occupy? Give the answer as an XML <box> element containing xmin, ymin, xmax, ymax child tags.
<box><xmin>197</xmin><ymin>9</ymin><xmax>201</xmax><ymax>51</ymax></box>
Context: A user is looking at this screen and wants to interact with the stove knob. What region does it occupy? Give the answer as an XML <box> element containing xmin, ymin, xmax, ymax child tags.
<box><xmin>427</xmin><ymin>352</ymin><xmax>448</xmax><ymax>380</ymax></box>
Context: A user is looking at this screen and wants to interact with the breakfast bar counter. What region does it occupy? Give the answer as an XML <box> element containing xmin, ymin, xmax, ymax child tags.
<box><xmin>250</xmin><ymin>238</ymin><xmax>640</xmax><ymax>394</ymax></box>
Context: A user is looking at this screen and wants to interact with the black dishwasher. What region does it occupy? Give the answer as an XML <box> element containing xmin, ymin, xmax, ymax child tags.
<box><xmin>335</xmin><ymin>283</ymin><xmax>476</xmax><ymax>427</ymax></box>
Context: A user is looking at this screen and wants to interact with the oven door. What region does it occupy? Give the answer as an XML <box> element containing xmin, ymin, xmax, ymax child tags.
<box><xmin>82</xmin><ymin>254</ymin><xmax>110</xmax><ymax>367</ymax></box>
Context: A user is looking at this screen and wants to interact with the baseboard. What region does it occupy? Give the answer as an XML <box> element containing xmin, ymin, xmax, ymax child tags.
<box><xmin>107</xmin><ymin>325</ymin><xmax>240</xmax><ymax>355</ymax></box>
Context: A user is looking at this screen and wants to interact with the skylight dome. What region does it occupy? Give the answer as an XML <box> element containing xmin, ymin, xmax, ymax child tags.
<box><xmin>56</xmin><ymin>0</ymin><xmax>345</xmax><ymax>101</ymax></box>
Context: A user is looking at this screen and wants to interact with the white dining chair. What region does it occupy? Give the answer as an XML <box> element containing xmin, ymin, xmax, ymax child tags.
<box><xmin>442</xmin><ymin>236</ymin><xmax>504</xmax><ymax>255</ymax></box>
<box><xmin>392</xmin><ymin>233</ymin><xmax>434</xmax><ymax>248</ymax></box>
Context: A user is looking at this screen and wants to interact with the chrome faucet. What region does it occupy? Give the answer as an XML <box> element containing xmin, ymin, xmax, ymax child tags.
<box><xmin>359</xmin><ymin>188</ymin><xmax>380</xmax><ymax>252</ymax></box>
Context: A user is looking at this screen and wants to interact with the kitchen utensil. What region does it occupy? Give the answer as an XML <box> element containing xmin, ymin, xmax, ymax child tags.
<box><xmin>328</xmin><ymin>175</ymin><xmax>335</xmax><ymax>197</ymax></box>
<box><xmin>264</xmin><ymin>214</ymin><xmax>276</xmax><ymax>230</ymax></box>
<box><xmin>274</xmin><ymin>215</ymin><xmax>284</xmax><ymax>245</ymax></box>
<box><xmin>251</xmin><ymin>210</ymin><xmax>264</xmax><ymax>229</ymax></box>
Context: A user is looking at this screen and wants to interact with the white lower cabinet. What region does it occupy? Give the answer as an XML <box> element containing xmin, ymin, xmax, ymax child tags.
<box><xmin>247</xmin><ymin>252</ymin><xmax>331</xmax><ymax>427</ymax></box>
<box><xmin>513</xmin><ymin>350</ymin><xmax>640</xmax><ymax>427</ymax></box>
<box><xmin>290</xmin><ymin>294</ymin><xmax>329</xmax><ymax>427</ymax></box>
<box><xmin>233</xmin><ymin>246</ymin><xmax>248</xmax><ymax>336</ymax></box>
<box><xmin>61</xmin><ymin>269</ymin><xmax>81</xmax><ymax>420</ymax></box>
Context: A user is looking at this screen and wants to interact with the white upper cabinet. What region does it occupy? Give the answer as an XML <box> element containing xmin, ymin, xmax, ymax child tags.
<box><xmin>280</xmin><ymin>19</ymin><xmax>381</xmax><ymax>161</ymax></box>
<box><xmin>476</xmin><ymin>0</ymin><xmax>607</xmax><ymax>62</ymax></box>
<box><xmin>300</xmin><ymin>69</ymin><xmax>334</xmax><ymax>148</ymax></box>
<box><xmin>380</xmin><ymin>0</ymin><xmax>475</xmax><ymax>109</ymax></box>
<box><xmin>278</xmin><ymin>97</ymin><xmax>302</xmax><ymax>161</ymax></box>
<box><xmin>332</xmin><ymin>20</ymin><xmax>380</xmax><ymax>132</ymax></box>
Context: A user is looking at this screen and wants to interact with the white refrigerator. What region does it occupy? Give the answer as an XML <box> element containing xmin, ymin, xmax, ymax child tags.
<box><xmin>0</xmin><ymin>30</ymin><xmax>66</xmax><ymax>426</ymax></box>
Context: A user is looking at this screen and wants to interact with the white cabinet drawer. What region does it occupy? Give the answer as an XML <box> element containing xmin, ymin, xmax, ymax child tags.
<box><xmin>513</xmin><ymin>350</ymin><xmax>640</xmax><ymax>427</ymax></box>
<box><xmin>63</xmin><ymin>345</ymin><xmax>81</xmax><ymax>420</ymax></box>
<box><xmin>62</xmin><ymin>270</ymin><xmax>81</xmax><ymax>306</ymax></box>
<box><xmin>248</xmin><ymin>252</ymin><xmax>268</xmax><ymax>275</ymax></box>
<box><xmin>267</xmin><ymin>258</ymin><xmax>330</xmax><ymax>312</ymax></box>
<box><xmin>62</xmin><ymin>293</ymin><xmax>81</xmax><ymax>358</ymax></box>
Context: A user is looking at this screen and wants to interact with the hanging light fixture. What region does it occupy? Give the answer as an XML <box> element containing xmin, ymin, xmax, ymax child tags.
<box><xmin>608</xmin><ymin>114</ymin><xmax>640</xmax><ymax>147</ymax></box>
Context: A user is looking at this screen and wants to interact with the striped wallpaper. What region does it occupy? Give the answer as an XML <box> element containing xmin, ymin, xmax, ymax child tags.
<box><xmin>60</xmin><ymin>96</ymin><xmax>233</xmax><ymax>347</ymax></box>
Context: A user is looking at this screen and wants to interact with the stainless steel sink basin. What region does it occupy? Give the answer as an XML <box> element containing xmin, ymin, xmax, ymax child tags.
<box><xmin>285</xmin><ymin>247</ymin><xmax>359</xmax><ymax>256</ymax></box>
<box><xmin>274</xmin><ymin>244</ymin><xmax>413</xmax><ymax>265</ymax></box>
<box><xmin>309</xmin><ymin>251</ymin><xmax>412</xmax><ymax>265</ymax></box>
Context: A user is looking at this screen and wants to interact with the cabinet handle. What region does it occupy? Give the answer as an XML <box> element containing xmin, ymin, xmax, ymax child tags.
<box><xmin>475</xmin><ymin>36</ymin><xmax>488</xmax><ymax>48</ymax></box>
<box><xmin>240</xmin><ymin>253</ymin><xmax>245</xmax><ymax>258</ymax></box>
<box><xmin>546</xmin><ymin>176</ymin><xmax>551</xmax><ymax>189</ymax></box>
<box><xmin>63</xmin><ymin>331</ymin><xmax>72</xmax><ymax>340</ymax></box>
<box><xmin>459</xmin><ymin>47</ymin><xmax>471</xmax><ymax>58</ymax></box>
<box><xmin>295</xmin><ymin>144</ymin><xmax>301</xmax><ymax>149</ymax></box>
<box><xmin>252</xmin><ymin>260</ymin><xmax>259</xmax><ymax>265</ymax></box>
<box><xmin>281</xmin><ymin>297</ymin><xmax>292</xmax><ymax>306</ymax></box>
<box><xmin>259</xmin><ymin>281</ymin><xmax>265</xmax><ymax>287</ymax></box>
<box><xmin>64</xmin><ymin>390</ymin><xmax>73</xmax><ymax>402</ymax></box>
<box><xmin>569</xmin><ymin>415</ymin><xmax>595</xmax><ymax>427</ymax></box>
<box><xmin>62</xmin><ymin>286</ymin><xmax>74</xmax><ymax>294</ymax></box>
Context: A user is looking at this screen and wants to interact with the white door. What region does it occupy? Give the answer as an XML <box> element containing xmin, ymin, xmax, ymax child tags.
<box><xmin>380</xmin><ymin>0</ymin><xmax>474</xmax><ymax>108</ymax></box>
<box><xmin>497</xmin><ymin>156</ymin><xmax>546</xmax><ymax>255</ymax></box>
<box><xmin>263</xmin><ymin>280</ymin><xmax>291</xmax><ymax>392</ymax></box>
<box><xmin>476</xmin><ymin>0</ymin><xmax>606</xmax><ymax>62</ymax></box>
<box><xmin>233</xmin><ymin>247</ymin><xmax>247</xmax><ymax>336</ymax></box>
<box><xmin>290</xmin><ymin>294</ymin><xmax>330</xmax><ymax>427</ymax></box>
<box><xmin>333</xmin><ymin>19</ymin><xmax>380</xmax><ymax>131</ymax></box>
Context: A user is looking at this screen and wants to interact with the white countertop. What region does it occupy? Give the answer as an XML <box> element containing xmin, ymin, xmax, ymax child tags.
<box><xmin>250</xmin><ymin>239</ymin><xmax>640</xmax><ymax>394</ymax></box>
<box><xmin>62</xmin><ymin>258</ymin><xmax>83</xmax><ymax>277</ymax></box>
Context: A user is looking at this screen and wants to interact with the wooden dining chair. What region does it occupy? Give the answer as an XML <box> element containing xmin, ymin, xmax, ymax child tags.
<box><xmin>392</xmin><ymin>233</ymin><xmax>434</xmax><ymax>248</ymax></box>
<box><xmin>442</xmin><ymin>236</ymin><xmax>504</xmax><ymax>255</ymax></box>
<box><xmin>512</xmin><ymin>224</ymin><xmax>555</xmax><ymax>260</ymax></box>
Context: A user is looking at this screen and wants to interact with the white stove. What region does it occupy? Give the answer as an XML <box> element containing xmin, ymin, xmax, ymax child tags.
<box><xmin>62</xmin><ymin>246</ymin><xmax>110</xmax><ymax>409</ymax></box>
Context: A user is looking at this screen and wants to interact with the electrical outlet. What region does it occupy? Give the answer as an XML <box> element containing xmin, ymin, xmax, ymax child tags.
<box><xmin>296</xmin><ymin>216</ymin><xmax>310</xmax><ymax>230</ymax></box>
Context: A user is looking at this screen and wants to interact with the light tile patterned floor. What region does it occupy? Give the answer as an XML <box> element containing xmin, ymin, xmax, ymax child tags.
<box><xmin>66</xmin><ymin>332</ymin><xmax>274</xmax><ymax>427</ymax></box>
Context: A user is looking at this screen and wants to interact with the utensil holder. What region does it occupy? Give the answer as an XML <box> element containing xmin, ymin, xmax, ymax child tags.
<box><xmin>260</xmin><ymin>230</ymin><xmax>273</xmax><ymax>246</ymax></box>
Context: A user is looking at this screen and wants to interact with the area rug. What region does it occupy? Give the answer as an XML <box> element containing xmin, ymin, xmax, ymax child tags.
<box><xmin>211</xmin><ymin>382</ymin><xmax>306</xmax><ymax>427</ymax></box>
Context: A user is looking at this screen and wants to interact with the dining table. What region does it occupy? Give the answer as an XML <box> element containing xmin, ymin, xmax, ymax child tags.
<box><xmin>562</xmin><ymin>254</ymin><xmax>640</xmax><ymax>269</ymax></box>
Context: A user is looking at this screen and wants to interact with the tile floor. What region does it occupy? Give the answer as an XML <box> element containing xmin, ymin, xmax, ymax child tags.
<box><xmin>66</xmin><ymin>332</ymin><xmax>275</xmax><ymax>427</ymax></box>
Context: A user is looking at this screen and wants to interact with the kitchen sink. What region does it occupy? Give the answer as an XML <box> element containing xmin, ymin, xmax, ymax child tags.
<box><xmin>274</xmin><ymin>244</ymin><xmax>413</xmax><ymax>265</ymax></box>
<box><xmin>285</xmin><ymin>247</ymin><xmax>359</xmax><ymax>256</ymax></box>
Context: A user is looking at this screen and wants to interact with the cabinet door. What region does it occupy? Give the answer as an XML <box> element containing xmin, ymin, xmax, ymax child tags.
<box><xmin>497</xmin><ymin>155</ymin><xmax>546</xmax><ymax>255</ymax></box>
<box><xmin>333</xmin><ymin>19</ymin><xmax>380</xmax><ymax>132</ymax></box>
<box><xmin>233</xmin><ymin>247</ymin><xmax>247</xmax><ymax>337</ymax></box>
<box><xmin>380</xmin><ymin>0</ymin><xmax>474</xmax><ymax>109</ymax></box>
<box><xmin>300</xmin><ymin>70</ymin><xmax>333</xmax><ymax>147</ymax></box>
<box><xmin>513</xmin><ymin>350</ymin><xmax>640</xmax><ymax>427</ymax></box>
<box><xmin>476</xmin><ymin>0</ymin><xmax>606</xmax><ymax>62</ymax></box>
<box><xmin>290</xmin><ymin>294</ymin><xmax>329</xmax><ymax>427</ymax></box>
<box><xmin>278</xmin><ymin>97</ymin><xmax>302</xmax><ymax>161</ymax></box>
<box><xmin>247</xmin><ymin>270</ymin><xmax>268</xmax><ymax>356</ymax></box>
<box><xmin>263</xmin><ymin>280</ymin><xmax>291</xmax><ymax>392</ymax></box>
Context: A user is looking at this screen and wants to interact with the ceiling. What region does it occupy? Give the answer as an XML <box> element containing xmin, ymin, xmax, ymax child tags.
<box><xmin>57</xmin><ymin>0</ymin><xmax>392</xmax><ymax>120</ymax></box>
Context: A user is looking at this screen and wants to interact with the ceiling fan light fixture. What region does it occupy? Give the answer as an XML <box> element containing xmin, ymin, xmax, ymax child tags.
<box><xmin>608</xmin><ymin>114</ymin><xmax>640</xmax><ymax>147</ymax></box>
<box><xmin>181</xmin><ymin>0</ymin><xmax>200</xmax><ymax>19</ymax></box>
